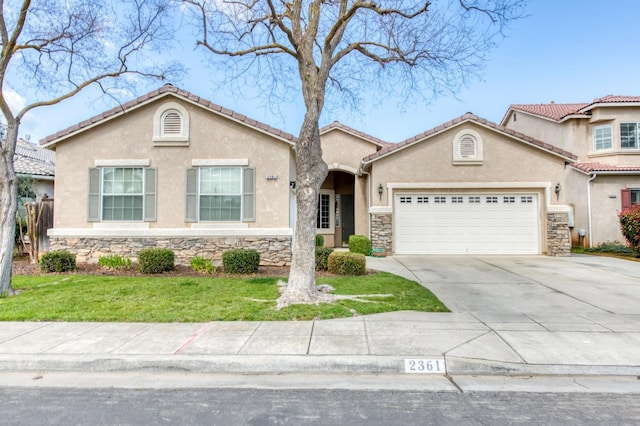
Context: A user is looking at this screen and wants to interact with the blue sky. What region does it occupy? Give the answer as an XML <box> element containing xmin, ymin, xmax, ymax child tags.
<box><xmin>13</xmin><ymin>0</ymin><xmax>640</xmax><ymax>144</ymax></box>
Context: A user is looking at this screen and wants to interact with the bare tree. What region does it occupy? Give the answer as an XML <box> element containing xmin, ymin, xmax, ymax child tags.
<box><xmin>0</xmin><ymin>0</ymin><xmax>181</xmax><ymax>295</ymax></box>
<box><xmin>182</xmin><ymin>0</ymin><xmax>525</xmax><ymax>305</ymax></box>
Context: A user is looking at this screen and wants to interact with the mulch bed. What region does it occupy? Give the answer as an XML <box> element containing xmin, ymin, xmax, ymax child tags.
<box><xmin>11</xmin><ymin>255</ymin><xmax>293</xmax><ymax>278</ymax></box>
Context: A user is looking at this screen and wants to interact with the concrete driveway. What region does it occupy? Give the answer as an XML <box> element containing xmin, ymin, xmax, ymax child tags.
<box><xmin>370</xmin><ymin>254</ymin><xmax>640</xmax><ymax>316</ymax></box>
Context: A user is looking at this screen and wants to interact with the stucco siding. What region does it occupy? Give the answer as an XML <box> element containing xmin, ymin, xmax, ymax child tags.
<box><xmin>53</xmin><ymin>97</ymin><xmax>292</xmax><ymax>229</ymax></box>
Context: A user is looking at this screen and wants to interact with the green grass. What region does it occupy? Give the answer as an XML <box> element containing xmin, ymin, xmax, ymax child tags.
<box><xmin>4</xmin><ymin>272</ymin><xmax>448</xmax><ymax>322</ymax></box>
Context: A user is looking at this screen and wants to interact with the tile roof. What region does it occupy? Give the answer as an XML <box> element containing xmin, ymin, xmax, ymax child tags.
<box><xmin>361</xmin><ymin>113</ymin><xmax>578</xmax><ymax>165</ymax></box>
<box><xmin>571</xmin><ymin>162</ymin><xmax>640</xmax><ymax>174</ymax></box>
<box><xmin>40</xmin><ymin>84</ymin><xmax>297</xmax><ymax>147</ymax></box>
<box><xmin>320</xmin><ymin>121</ymin><xmax>391</xmax><ymax>147</ymax></box>
<box><xmin>505</xmin><ymin>95</ymin><xmax>640</xmax><ymax>123</ymax></box>
<box><xmin>15</xmin><ymin>139</ymin><xmax>55</xmax><ymax>177</ymax></box>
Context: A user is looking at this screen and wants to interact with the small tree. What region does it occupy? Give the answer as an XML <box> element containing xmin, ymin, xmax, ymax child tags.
<box><xmin>619</xmin><ymin>206</ymin><xmax>640</xmax><ymax>257</ymax></box>
<box><xmin>0</xmin><ymin>0</ymin><xmax>181</xmax><ymax>295</ymax></box>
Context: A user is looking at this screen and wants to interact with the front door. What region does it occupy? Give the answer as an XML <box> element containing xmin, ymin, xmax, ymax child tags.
<box><xmin>341</xmin><ymin>194</ymin><xmax>355</xmax><ymax>246</ymax></box>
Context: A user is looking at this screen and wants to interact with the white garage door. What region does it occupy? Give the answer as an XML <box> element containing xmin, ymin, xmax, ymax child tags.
<box><xmin>395</xmin><ymin>193</ymin><xmax>540</xmax><ymax>254</ymax></box>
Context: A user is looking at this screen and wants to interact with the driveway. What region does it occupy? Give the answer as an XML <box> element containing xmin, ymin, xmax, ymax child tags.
<box><xmin>370</xmin><ymin>254</ymin><xmax>640</xmax><ymax>316</ymax></box>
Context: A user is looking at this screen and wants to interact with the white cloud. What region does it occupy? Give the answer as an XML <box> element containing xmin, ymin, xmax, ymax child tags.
<box><xmin>3</xmin><ymin>87</ymin><xmax>26</xmax><ymax>115</ymax></box>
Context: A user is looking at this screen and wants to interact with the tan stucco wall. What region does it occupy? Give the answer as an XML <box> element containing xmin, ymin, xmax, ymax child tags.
<box><xmin>52</xmin><ymin>96</ymin><xmax>292</xmax><ymax>229</ymax></box>
<box><xmin>573</xmin><ymin>174</ymin><xmax>640</xmax><ymax>246</ymax></box>
<box><xmin>370</xmin><ymin>123</ymin><xmax>567</xmax><ymax>207</ymax></box>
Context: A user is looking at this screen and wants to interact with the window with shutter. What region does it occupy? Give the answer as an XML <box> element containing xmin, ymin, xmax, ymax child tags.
<box><xmin>88</xmin><ymin>167</ymin><xmax>156</xmax><ymax>222</ymax></box>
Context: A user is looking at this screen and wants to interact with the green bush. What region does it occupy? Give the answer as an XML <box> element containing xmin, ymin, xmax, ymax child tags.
<box><xmin>222</xmin><ymin>249</ymin><xmax>260</xmax><ymax>274</ymax></box>
<box><xmin>619</xmin><ymin>206</ymin><xmax>640</xmax><ymax>256</ymax></box>
<box><xmin>315</xmin><ymin>234</ymin><xmax>324</xmax><ymax>247</ymax></box>
<box><xmin>98</xmin><ymin>254</ymin><xmax>132</xmax><ymax>270</ymax></box>
<box><xmin>39</xmin><ymin>250</ymin><xmax>77</xmax><ymax>273</ymax></box>
<box><xmin>584</xmin><ymin>241</ymin><xmax>633</xmax><ymax>254</ymax></box>
<box><xmin>349</xmin><ymin>235</ymin><xmax>372</xmax><ymax>256</ymax></box>
<box><xmin>327</xmin><ymin>251</ymin><xmax>366</xmax><ymax>276</ymax></box>
<box><xmin>315</xmin><ymin>247</ymin><xmax>334</xmax><ymax>271</ymax></box>
<box><xmin>138</xmin><ymin>248</ymin><xmax>175</xmax><ymax>274</ymax></box>
<box><xmin>190</xmin><ymin>256</ymin><xmax>217</xmax><ymax>274</ymax></box>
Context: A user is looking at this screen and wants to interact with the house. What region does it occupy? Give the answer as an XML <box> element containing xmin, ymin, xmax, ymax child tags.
<box><xmin>15</xmin><ymin>138</ymin><xmax>55</xmax><ymax>202</ymax></box>
<box><xmin>502</xmin><ymin>96</ymin><xmax>640</xmax><ymax>247</ymax></box>
<box><xmin>41</xmin><ymin>85</ymin><xmax>574</xmax><ymax>264</ymax></box>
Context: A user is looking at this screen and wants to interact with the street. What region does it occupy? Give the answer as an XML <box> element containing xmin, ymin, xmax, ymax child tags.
<box><xmin>1</xmin><ymin>373</ymin><xmax>639</xmax><ymax>425</ymax></box>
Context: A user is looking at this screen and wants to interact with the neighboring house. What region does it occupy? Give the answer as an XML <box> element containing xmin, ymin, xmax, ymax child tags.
<box><xmin>41</xmin><ymin>84</ymin><xmax>575</xmax><ymax>264</ymax></box>
<box><xmin>15</xmin><ymin>138</ymin><xmax>55</xmax><ymax>198</ymax></box>
<box><xmin>502</xmin><ymin>96</ymin><xmax>640</xmax><ymax>247</ymax></box>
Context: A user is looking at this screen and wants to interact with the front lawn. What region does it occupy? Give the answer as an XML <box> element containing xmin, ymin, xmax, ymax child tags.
<box><xmin>3</xmin><ymin>272</ymin><xmax>448</xmax><ymax>321</ymax></box>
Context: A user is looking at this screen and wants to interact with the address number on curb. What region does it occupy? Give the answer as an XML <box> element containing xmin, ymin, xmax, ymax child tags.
<box><xmin>404</xmin><ymin>358</ymin><xmax>446</xmax><ymax>374</ymax></box>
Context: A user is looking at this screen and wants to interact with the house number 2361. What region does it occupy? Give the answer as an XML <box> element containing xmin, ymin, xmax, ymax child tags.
<box><xmin>404</xmin><ymin>358</ymin><xmax>446</xmax><ymax>374</ymax></box>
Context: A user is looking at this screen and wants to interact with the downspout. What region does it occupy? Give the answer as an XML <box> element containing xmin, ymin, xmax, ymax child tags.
<box><xmin>586</xmin><ymin>172</ymin><xmax>597</xmax><ymax>248</ymax></box>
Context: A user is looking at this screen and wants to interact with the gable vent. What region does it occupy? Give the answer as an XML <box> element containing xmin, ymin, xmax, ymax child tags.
<box><xmin>459</xmin><ymin>135</ymin><xmax>477</xmax><ymax>158</ymax></box>
<box><xmin>162</xmin><ymin>111</ymin><xmax>182</xmax><ymax>135</ymax></box>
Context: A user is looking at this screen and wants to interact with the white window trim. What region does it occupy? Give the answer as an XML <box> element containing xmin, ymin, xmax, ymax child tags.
<box><xmin>192</xmin><ymin>159</ymin><xmax>249</xmax><ymax>167</ymax></box>
<box><xmin>453</xmin><ymin>129</ymin><xmax>484</xmax><ymax>165</ymax></box>
<box><xmin>316</xmin><ymin>189</ymin><xmax>335</xmax><ymax>234</ymax></box>
<box><xmin>152</xmin><ymin>101</ymin><xmax>190</xmax><ymax>146</ymax></box>
<box><xmin>620</xmin><ymin>122</ymin><xmax>640</xmax><ymax>150</ymax></box>
<box><xmin>100</xmin><ymin>167</ymin><xmax>145</xmax><ymax>222</ymax></box>
<box><xmin>197</xmin><ymin>166</ymin><xmax>243</xmax><ymax>222</ymax></box>
<box><xmin>95</xmin><ymin>159</ymin><xmax>150</xmax><ymax>167</ymax></box>
<box><xmin>593</xmin><ymin>124</ymin><xmax>613</xmax><ymax>152</ymax></box>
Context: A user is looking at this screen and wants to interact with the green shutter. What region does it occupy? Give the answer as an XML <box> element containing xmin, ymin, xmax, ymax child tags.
<box><xmin>242</xmin><ymin>167</ymin><xmax>255</xmax><ymax>222</ymax></box>
<box><xmin>144</xmin><ymin>168</ymin><xmax>157</xmax><ymax>221</ymax></box>
<box><xmin>185</xmin><ymin>168</ymin><xmax>198</xmax><ymax>222</ymax></box>
<box><xmin>88</xmin><ymin>168</ymin><xmax>101</xmax><ymax>222</ymax></box>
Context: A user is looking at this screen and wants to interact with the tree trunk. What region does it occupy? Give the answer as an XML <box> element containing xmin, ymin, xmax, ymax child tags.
<box><xmin>0</xmin><ymin>128</ymin><xmax>18</xmax><ymax>296</ymax></box>
<box><xmin>281</xmin><ymin>108</ymin><xmax>329</xmax><ymax>304</ymax></box>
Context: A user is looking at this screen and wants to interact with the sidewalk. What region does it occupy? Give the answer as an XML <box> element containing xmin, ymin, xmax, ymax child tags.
<box><xmin>0</xmin><ymin>257</ymin><xmax>638</xmax><ymax>377</ymax></box>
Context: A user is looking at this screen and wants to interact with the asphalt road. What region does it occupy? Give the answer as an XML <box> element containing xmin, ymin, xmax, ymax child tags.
<box><xmin>2</xmin><ymin>386</ymin><xmax>639</xmax><ymax>425</ymax></box>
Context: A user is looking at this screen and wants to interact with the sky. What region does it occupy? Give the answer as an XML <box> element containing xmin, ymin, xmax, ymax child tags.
<box><xmin>11</xmin><ymin>0</ymin><xmax>640</xmax><ymax>145</ymax></box>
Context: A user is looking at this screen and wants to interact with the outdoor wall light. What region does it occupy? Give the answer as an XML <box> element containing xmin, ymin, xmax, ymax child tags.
<box><xmin>289</xmin><ymin>181</ymin><xmax>296</xmax><ymax>189</ymax></box>
<box><xmin>555</xmin><ymin>182</ymin><xmax>561</xmax><ymax>199</ymax></box>
<box><xmin>378</xmin><ymin>183</ymin><xmax>384</xmax><ymax>200</ymax></box>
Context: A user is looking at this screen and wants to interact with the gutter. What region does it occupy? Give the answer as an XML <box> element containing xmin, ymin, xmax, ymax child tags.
<box><xmin>587</xmin><ymin>173</ymin><xmax>597</xmax><ymax>248</ymax></box>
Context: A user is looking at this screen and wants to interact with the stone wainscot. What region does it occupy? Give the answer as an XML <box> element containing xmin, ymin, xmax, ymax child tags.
<box><xmin>48</xmin><ymin>228</ymin><xmax>293</xmax><ymax>266</ymax></box>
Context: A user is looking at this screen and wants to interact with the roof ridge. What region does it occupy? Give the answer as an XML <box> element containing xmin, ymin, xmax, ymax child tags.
<box><xmin>40</xmin><ymin>85</ymin><xmax>297</xmax><ymax>146</ymax></box>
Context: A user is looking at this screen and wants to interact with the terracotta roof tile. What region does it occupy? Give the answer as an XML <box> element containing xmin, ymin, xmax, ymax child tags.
<box><xmin>571</xmin><ymin>162</ymin><xmax>640</xmax><ymax>173</ymax></box>
<box><xmin>319</xmin><ymin>121</ymin><xmax>391</xmax><ymax>147</ymax></box>
<box><xmin>40</xmin><ymin>84</ymin><xmax>297</xmax><ymax>146</ymax></box>
<box><xmin>508</xmin><ymin>103</ymin><xmax>589</xmax><ymax>121</ymax></box>
<box><xmin>362</xmin><ymin>113</ymin><xmax>577</xmax><ymax>164</ymax></box>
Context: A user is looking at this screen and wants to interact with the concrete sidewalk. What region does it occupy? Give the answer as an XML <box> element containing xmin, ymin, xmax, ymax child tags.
<box><xmin>0</xmin><ymin>256</ymin><xmax>639</xmax><ymax>377</ymax></box>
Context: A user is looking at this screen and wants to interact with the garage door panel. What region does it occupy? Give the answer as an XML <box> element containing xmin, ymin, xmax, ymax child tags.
<box><xmin>395</xmin><ymin>193</ymin><xmax>540</xmax><ymax>255</ymax></box>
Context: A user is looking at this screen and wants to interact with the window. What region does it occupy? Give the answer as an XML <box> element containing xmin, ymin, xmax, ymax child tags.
<box><xmin>185</xmin><ymin>167</ymin><xmax>255</xmax><ymax>222</ymax></box>
<box><xmin>521</xmin><ymin>196</ymin><xmax>533</xmax><ymax>204</ymax></box>
<box><xmin>400</xmin><ymin>196</ymin><xmax>412</xmax><ymax>204</ymax></box>
<box><xmin>153</xmin><ymin>102</ymin><xmax>190</xmax><ymax>145</ymax></box>
<box><xmin>503</xmin><ymin>196</ymin><xmax>515</xmax><ymax>204</ymax></box>
<box><xmin>317</xmin><ymin>193</ymin><xmax>331</xmax><ymax>229</ymax></box>
<box><xmin>593</xmin><ymin>124</ymin><xmax>612</xmax><ymax>151</ymax></box>
<box><xmin>621</xmin><ymin>123</ymin><xmax>640</xmax><ymax>149</ymax></box>
<box><xmin>435</xmin><ymin>196</ymin><xmax>446</xmax><ymax>203</ymax></box>
<box><xmin>486</xmin><ymin>196</ymin><xmax>498</xmax><ymax>204</ymax></box>
<box><xmin>453</xmin><ymin>129</ymin><xmax>483</xmax><ymax>165</ymax></box>
<box><xmin>452</xmin><ymin>196</ymin><xmax>463</xmax><ymax>203</ymax></box>
<box><xmin>88</xmin><ymin>167</ymin><xmax>156</xmax><ymax>222</ymax></box>
<box><xmin>469</xmin><ymin>196</ymin><xmax>481</xmax><ymax>203</ymax></box>
<box><xmin>417</xmin><ymin>196</ymin><xmax>429</xmax><ymax>203</ymax></box>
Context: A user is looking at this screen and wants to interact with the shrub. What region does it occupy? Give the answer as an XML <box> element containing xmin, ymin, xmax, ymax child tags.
<box><xmin>584</xmin><ymin>241</ymin><xmax>633</xmax><ymax>254</ymax></box>
<box><xmin>138</xmin><ymin>248</ymin><xmax>175</xmax><ymax>274</ymax></box>
<box><xmin>315</xmin><ymin>247</ymin><xmax>334</xmax><ymax>271</ymax></box>
<box><xmin>315</xmin><ymin>234</ymin><xmax>324</xmax><ymax>247</ymax></box>
<box><xmin>98</xmin><ymin>254</ymin><xmax>132</xmax><ymax>270</ymax></box>
<box><xmin>39</xmin><ymin>250</ymin><xmax>77</xmax><ymax>273</ymax></box>
<box><xmin>327</xmin><ymin>251</ymin><xmax>366</xmax><ymax>276</ymax></box>
<box><xmin>619</xmin><ymin>206</ymin><xmax>640</xmax><ymax>256</ymax></box>
<box><xmin>222</xmin><ymin>249</ymin><xmax>260</xmax><ymax>274</ymax></box>
<box><xmin>349</xmin><ymin>234</ymin><xmax>372</xmax><ymax>256</ymax></box>
<box><xmin>190</xmin><ymin>256</ymin><xmax>217</xmax><ymax>274</ymax></box>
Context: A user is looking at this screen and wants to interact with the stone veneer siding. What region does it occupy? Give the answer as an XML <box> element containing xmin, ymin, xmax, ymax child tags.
<box><xmin>546</xmin><ymin>212</ymin><xmax>571</xmax><ymax>256</ymax></box>
<box><xmin>370</xmin><ymin>213</ymin><xmax>393</xmax><ymax>254</ymax></box>
<box><xmin>49</xmin><ymin>236</ymin><xmax>292</xmax><ymax>266</ymax></box>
